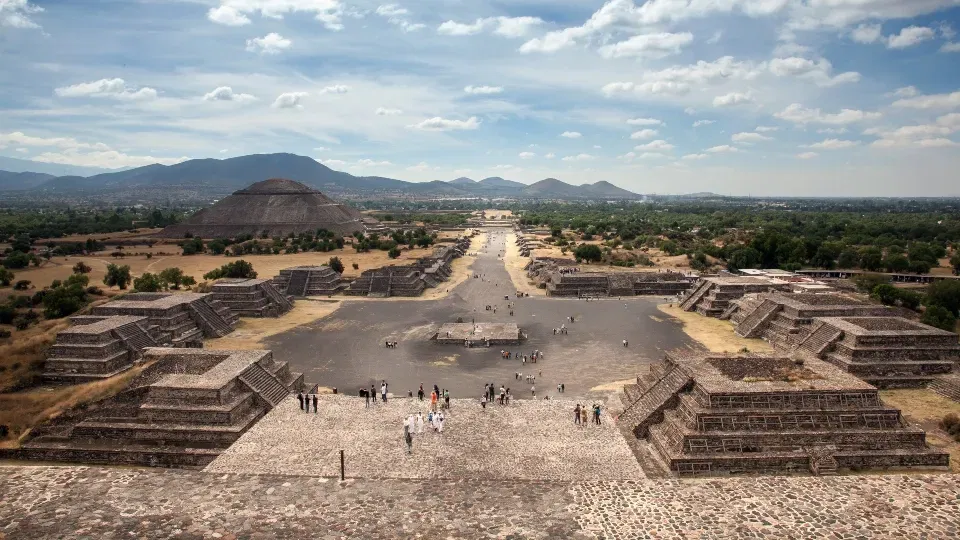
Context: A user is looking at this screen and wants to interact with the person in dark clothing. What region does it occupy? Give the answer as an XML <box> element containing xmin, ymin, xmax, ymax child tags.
<box><xmin>297</xmin><ymin>392</ymin><xmax>304</xmax><ymax>410</ymax></box>
<box><xmin>362</xmin><ymin>388</ymin><xmax>370</xmax><ymax>407</ymax></box>
<box><xmin>418</xmin><ymin>384</ymin><xmax>424</xmax><ymax>401</ymax></box>
<box><xmin>312</xmin><ymin>394</ymin><xmax>318</xmax><ymax>413</ymax></box>
<box><xmin>371</xmin><ymin>385</ymin><xmax>377</xmax><ymax>403</ymax></box>
<box><xmin>304</xmin><ymin>394</ymin><xmax>311</xmax><ymax>413</ymax></box>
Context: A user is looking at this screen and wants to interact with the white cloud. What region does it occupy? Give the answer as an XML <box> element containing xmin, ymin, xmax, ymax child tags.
<box><xmin>706</xmin><ymin>144</ymin><xmax>739</xmax><ymax>153</ymax></box>
<box><xmin>892</xmin><ymin>91</ymin><xmax>960</xmax><ymax>110</ymax></box>
<box><xmin>692</xmin><ymin>120</ymin><xmax>714</xmax><ymax>127</ymax></box>
<box><xmin>626</xmin><ymin>118</ymin><xmax>662</xmax><ymax>126</ymax></box>
<box><xmin>597</xmin><ymin>32</ymin><xmax>693</xmax><ymax>59</ymax></box>
<box><xmin>644</xmin><ymin>56</ymin><xmax>762</xmax><ymax>86</ymax></box>
<box><xmin>806</xmin><ymin>138</ymin><xmax>860</xmax><ymax>149</ymax></box>
<box><xmin>209</xmin><ymin>0</ymin><xmax>343</xmax><ymax>31</ymax></box>
<box><xmin>851</xmin><ymin>23</ymin><xmax>882</xmax><ymax>43</ymax></box>
<box><xmin>375</xmin><ymin>4</ymin><xmax>407</xmax><ymax>17</ymax></box>
<box><xmin>313</xmin><ymin>146</ymin><xmax>329</xmax><ymax>152</ymax></box>
<box><xmin>560</xmin><ymin>131</ymin><xmax>582</xmax><ymax>139</ymax></box>
<box><xmin>817</xmin><ymin>127</ymin><xmax>848</xmax><ymax>134</ymax></box>
<box><xmin>684</xmin><ymin>107</ymin><xmax>697</xmax><ymax>115</ymax></box>
<box><xmin>755</xmin><ymin>126</ymin><xmax>778</xmax><ymax>132</ymax></box>
<box><xmin>682</xmin><ymin>153</ymin><xmax>708</xmax><ymax>160</ymax></box>
<box><xmin>630</xmin><ymin>129</ymin><xmax>658</xmax><ymax>140</ymax></box>
<box><xmin>15</xmin><ymin>147</ymin><xmax>28</xmax><ymax>153</ymax></box>
<box><xmin>796</xmin><ymin>152</ymin><xmax>818</xmax><ymax>159</ymax></box>
<box><xmin>54</xmin><ymin>78</ymin><xmax>158</xmax><ymax>101</ymax></box>
<box><xmin>409</xmin><ymin>116</ymin><xmax>481</xmax><ymax>131</ymax></box>
<box><xmin>886</xmin><ymin>25</ymin><xmax>935</xmax><ymax>49</ymax></box>
<box><xmin>203</xmin><ymin>86</ymin><xmax>256</xmax><ymax>102</ymax></box>
<box><xmin>1</xmin><ymin>0</ymin><xmax>44</xmax><ymax>29</ymax></box>
<box><xmin>518</xmin><ymin>151</ymin><xmax>535</xmax><ymax>159</ymax></box>
<box><xmin>245</xmin><ymin>33</ymin><xmax>292</xmax><ymax>55</ymax></box>
<box><xmin>941</xmin><ymin>42</ymin><xmax>960</xmax><ymax>52</ymax></box>
<box><xmin>864</xmin><ymin>113</ymin><xmax>960</xmax><ymax>148</ymax></box>
<box><xmin>707</xmin><ymin>30</ymin><xmax>723</xmax><ymax>45</ymax></box>
<box><xmin>635</xmin><ymin>140</ymin><xmax>674</xmax><ymax>152</ymax></box>
<box><xmin>207</xmin><ymin>6</ymin><xmax>251</xmax><ymax>26</ymax></box>
<box><xmin>318</xmin><ymin>85</ymin><xmax>350</xmax><ymax>94</ymax></box>
<box><xmin>713</xmin><ymin>92</ymin><xmax>754</xmax><ymax>107</ymax></box>
<box><xmin>464</xmin><ymin>85</ymin><xmax>504</xmax><ymax>95</ymax></box>
<box><xmin>0</xmin><ymin>131</ymin><xmax>186</xmax><ymax>168</ymax></box>
<box><xmin>355</xmin><ymin>158</ymin><xmax>392</xmax><ymax>167</ymax></box>
<box><xmin>732</xmin><ymin>132</ymin><xmax>772</xmax><ymax>143</ymax></box>
<box><xmin>375</xmin><ymin>107</ymin><xmax>403</xmax><ymax>116</ymax></box>
<box><xmin>786</xmin><ymin>0</ymin><xmax>956</xmax><ymax>32</ymax></box>
<box><xmin>375</xmin><ymin>4</ymin><xmax>424</xmax><ymax>32</ymax></box>
<box><xmin>888</xmin><ymin>86</ymin><xmax>919</xmax><ymax>98</ymax></box>
<box><xmin>322</xmin><ymin>159</ymin><xmax>346</xmax><ymax>167</ymax></box>
<box><xmin>561</xmin><ymin>153</ymin><xmax>594</xmax><ymax>161</ymax></box>
<box><xmin>768</xmin><ymin>57</ymin><xmax>861</xmax><ymax>87</ymax></box>
<box><xmin>271</xmin><ymin>92</ymin><xmax>308</xmax><ymax>109</ymax></box>
<box><xmin>439</xmin><ymin>16</ymin><xmax>542</xmax><ymax>38</ymax></box>
<box><xmin>775</xmin><ymin>103</ymin><xmax>882</xmax><ymax>124</ymax></box>
<box><xmin>544</xmin><ymin>153</ymin><xmax>555</xmax><ymax>159</ymax></box>
<box><xmin>774</xmin><ymin>42</ymin><xmax>812</xmax><ymax>56</ymax></box>
<box><xmin>0</xmin><ymin>131</ymin><xmax>105</xmax><ymax>150</ymax></box>
<box><xmin>406</xmin><ymin>161</ymin><xmax>430</xmax><ymax>171</ymax></box>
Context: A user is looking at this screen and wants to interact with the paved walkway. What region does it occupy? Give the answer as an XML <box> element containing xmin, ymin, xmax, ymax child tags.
<box><xmin>207</xmin><ymin>395</ymin><xmax>643</xmax><ymax>481</ymax></box>
<box><xmin>2</xmin><ymin>465</ymin><xmax>958</xmax><ymax>539</ymax></box>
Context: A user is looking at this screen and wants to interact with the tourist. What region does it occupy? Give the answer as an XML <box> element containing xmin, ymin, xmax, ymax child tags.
<box><xmin>416</xmin><ymin>412</ymin><xmax>424</xmax><ymax>434</ymax></box>
<box><xmin>481</xmin><ymin>393</ymin><xmax>487</xmax><ymax>409</ymax></box>
<box><xmin>622</xmin><ymin>339</ymin><xmax>628</xmax><ymax>347</ymax></box>
<box><xmin>404</xmin><ymin>422</ymin><xmax>413</xmax><ymax>454</ymax></box>
<box><xmin>574</xmin><ymin>404</ymin><xmax>581</xmax><ymax>425</ymax></box>
<box><xmin>531</xmin><ymin>384</ymin><xmax>536</xmax><ymax>397</ymax></box>
<box><xmin>430</xmin><ymin>390</ymin><xmax>438</xmax><ymax>411</ymax></box>
<box><xmin>381</xmin><ymin>381</ymin><xmax>388</xmax><ymax>403</ymax></box>
<box><xmin>371</xmin><ymin>384</ymin><xmax>377</xmax><ymax>403</ymax></box>
<box><xmin>580</xmin><ymin>406</ymin><xmax>587</xmax><ymax>427</ymax></box>
<box><xmin>418</xmin><ymin>384</ymin><xmax>425</xmax><ymax>401</ymax></box>
<box><xmin>437</xmin><ymin>411</ymin><xmax>445</xmax><ymax>433</ymax></box>
<box><xmin>499</xmin><ymin>385</ymin><xmax>505</xmax><ymax>405</ymax></box>
<box><xmin>297</xmin><ymin>391</ymin><xmax>304</xmax><ymax>410</ymax></box>
<box><xmin>362</xmin><ymin>387</ymin><xmax>370</xmax><ymax>408</ymax></box>
<box><xmin>594</xmin><ymin>404</ymin><xmax>602</xmax><ymax>425</ymax></box>
<box><xmin>312</xmin><ymin>394</ymin><xmax>318</xmax><ymax>413</ymax></box>
<box><xmin>557</xmin><ymin>383</ymin><xmax>562</xmax><ymax>394</ymax></box>
<box><xmin>444</xmin><ymin>390</ymin><xmax>450</xmax><ymax>410</ymax></box>
<box><xmin>561</xmin><ymin>383</ymin><xmax>565</xmax><ymax>393</ymax></box>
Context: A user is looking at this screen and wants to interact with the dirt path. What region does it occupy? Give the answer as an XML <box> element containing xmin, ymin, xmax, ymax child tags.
<box><xmin>205</xmin><ymin>299</ymin><xmax>345</xmax><ymax>350</ymax></box>
<box><xmin>504</xmin><ymin>232</ymin><xmax>545</xmax><ymax>297</ymax></box>
<box><xmin>656</xmin><ymin>304</ymin><xmax>772</xmax><ymax>354</ymax></box>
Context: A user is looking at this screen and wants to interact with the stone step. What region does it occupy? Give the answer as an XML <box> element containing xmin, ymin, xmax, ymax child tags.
<box><xmin>16</xmin><ymin>440</ymin><xmax>222</xmax><ymax>468</ymax></box>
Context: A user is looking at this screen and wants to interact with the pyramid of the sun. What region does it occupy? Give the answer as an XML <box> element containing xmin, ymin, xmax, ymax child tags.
<box><xmin>159</xmin><ymin>178</ymin><xmax>374</xmax><ymax>238</ymax></box>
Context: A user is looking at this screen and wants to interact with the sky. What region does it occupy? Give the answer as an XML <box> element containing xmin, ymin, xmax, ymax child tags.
<box><xmin>1</xmin><ymin>0</ymin><xmax>960</xmax><ymax>197</ymax></box>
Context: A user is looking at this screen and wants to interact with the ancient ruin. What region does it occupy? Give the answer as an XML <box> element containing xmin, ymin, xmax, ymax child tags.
<box><xmin>43</xmin><ymin>315</ymin><xmax>162</xmax><ymax>383</ymax></box>
<box><xmin>729</xmin><ymin>292</ymin><xmax>892</xmax><ymax>347</ymax></box>
<box><xmin>345</xmin><ymin>239</ymin><xmax>470</xmax><ymax>297</ymax></box>
<box><xmin>795</xmin><ymin>316</ymin><xmax>960</xmax><ymax>387</ymax></box>
<box><xmin>433</xmin><ymin>323</ymin><xmax>524</xmax><ymax>346</ymax></box>
<box><xmin>525</xmin><ymin>257</ymin><xmax>693</xmax><ymax>297</ymax></box>
<box><xmin>6</xmin><ymin>348</ymin><xmax>302</xmax><ymax>468</ymax></box>
<box><xmin>621</xmin><ymin>352</ymin><xmax>949</xmax><ymax>476</ymax></box>
<box><xmin>679</xmin><ymin>276</ymin><xmax>791</xmax><ymax>317</ymax></box>
<box><xmin>272</xmin><ymin>265</ymin><xmax>345</xmax><ymax>297</ymax></box>
<box><xmin>91</xmin><ymin>292</ymin><xmax>237</xmax><ymax>346</ymax></box>
<box><xmin>211</xmin><ymin>278</ymin><xmax>293</xmax><ymax>317</ymax></box>
<box><xmin>157</xmin><ymin>178</ymin><xmax>376</xmax><ymax>238</ymax></box>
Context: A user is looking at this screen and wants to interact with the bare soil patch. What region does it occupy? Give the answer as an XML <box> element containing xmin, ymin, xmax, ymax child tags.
<box><xmin>656</xmin><ymin>304</ymin><xmax>773</xmax><ymax>354</ymax></box>
<box><xmin>504</xmin><ymin>232</ymin><xmax>545</xmax><ymax>297</ymax></box>
<box><xmin>205</xmin><ymin>299</ymin><xmax>344</xmax><ymax>351</ymax></box>
<box><xmin>879</xmin><ymin>389</ymin><xmax>960</xmax><ymax>473</ymax></box>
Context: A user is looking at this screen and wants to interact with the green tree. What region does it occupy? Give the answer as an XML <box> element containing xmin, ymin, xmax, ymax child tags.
<box><xmin>158</xmin><ymin>267</ymin><xmax>193</xmax><ymax>289</ymax></box>
<box><xmin>852</xmin><ymin>273</ymin><xmax>888</xmax><ymax>293</ymax></box>
<box><xmin>0</xmin><ymin>268</ymin><xmax>13</xmax><ymax>287</ymax></box>
<box><xmin>72</xmin><ymin>261</ymin><xmax>92</xmax><ymax>274</ymax></box>
<box><xmin>883</xmin><ymin>254</ymin><xmax>909</xmax><ymax>273</ymax></box>
<box><xmin>859</xmin><ymin>247</ymin><xmax>884</xmax><ymax>272</ymax></box>
<box><xmin>208</xmin><ymin>239</ymin><xmax>227</xmax><ymax>255</ymax></box>
<box><xmin>2</xmin><ymin>251</ymin><xmax>30</xmax><ymax>269</ymax></box>
<box><xmin>951</xmin><ymin>252</ymin><xmax>960</xmax><ymax>276</ymax></box>
<box><xmin>103</xmin><ymin>264</ymin><xmax>132</xmax><ymax>290</ymax></box>
<box><xmin>328</xmin><ymin>256</ymin><xmax>345</xmax><ymax>274</ymax></box>
<box><xmin>871</xmin><ymin>284</ymin><xmax>900</xmax><ymax>306</ymax></box>
<box><xmin>13</xmin><ymin>280</ymin><xmax>31</xmax><ymax>291</ymax></box>
<box><xmin>181</xmin><ymin>237</ymin><xmax>205</xmax><ymax>255</ymax></box>
<box><xmin>897</xmin><ymin>289</ymin><xmax>923</xmax><ymax>310</ymax></box>
<box><xmin>726</xmin><ymin>246</ymin><xmax>761</xmax><ymax>271</ymax></box>
<box><xmin>134</xmin><ymin>272</ymin><xmax>166</xmax><ymax>292</ymax></box>
<box><xmin>921</xmin><ymin>305</ymin><xmax>957</xmax><ymax>332</ymax></box>
<box><xmin>42</xmin><ymin>279</ymin><xmax>88</xmax><ymax>319</ymax></box>
<box><xmin>926</xmin><ymin>280</ymin><xmax>960</xmax><ymax>317</ymax></box>
<box><xmin>574</xmin><ymin>244</ymin><xmax>603</xmax><ymax>262</ymax></box>
<box><xmin>203</xmin><ymin>260</ymin><xmax>257</xmax><ymax>281</ymax></box>
<box><xmin>387</xmin><ymin>247</ymin><xmax>401</xmax><ymax>259</ymax></box>
<box><xmin>837</xmin><ymin>249</ymin><xmax>859</xmax><ymax>269</ymax></box>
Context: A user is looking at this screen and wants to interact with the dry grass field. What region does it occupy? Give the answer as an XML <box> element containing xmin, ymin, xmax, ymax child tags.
<box><xmin>879</xmin><ymin>389</ymin><xmax>960</xmax><ymax>473</ymax></box>
<box><xmin>656</xmin><ymin>304</ymin><xmax>773</xmax><ymax>354</ymax></box>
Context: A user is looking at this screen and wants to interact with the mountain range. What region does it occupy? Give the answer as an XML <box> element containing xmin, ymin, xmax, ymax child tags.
<box><xmin>0</xmin><ymin>152</ymin><xmax>641</xmax><ymax>199</ymax></box>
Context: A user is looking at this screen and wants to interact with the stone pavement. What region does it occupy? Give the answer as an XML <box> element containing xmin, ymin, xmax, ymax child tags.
<box><xmin>2</xmin><ymin>465</ymin><xmax>959</xmax><ymax>539</ymax></box>
<box><xmin>206</xmin><ymin>394</ymin><xmax>643</xmax><ymax>481</ymax></box>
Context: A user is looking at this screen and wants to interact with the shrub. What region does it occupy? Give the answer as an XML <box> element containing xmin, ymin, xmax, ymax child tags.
<box><xmin>159</xmin><ymin>267</ymin><xmax>194</xmax><ymax>290</ymax></box>
<box><xmin>852</xmin><ymin>273</ymin><xmax>889</xmax><ymax>294</ymax></box>
<box><xmin>926</xmin><ymin>280</ymin><xmax>960</xmax><ymax>317</ymax></box>
<box><xmin>0</xmin><ymin>306</ymin><xmax>15</xmax><ymax>325</ymax></box>
<box><xmin>86</xmin><ymin>286</ymin><xmax>103</xmax><ymax>295</ymax></box>
<box><xmin>103</xmin><ymin>264</ymin><xmax>132</xmax><ymax>290</ymax></box>
<box><xmin>0</xmin><ymin>329</ymin><xmax>11</xmax><ymax>339</ymax></box>
<box><xmin>13</xmin><ymin>280</ymin><xmax>31</xmax><ymax>291</ymax></box>
<box><xmin>72</xmin><ymin>261</ymin><xmax>92</xmax><ymax>274</ymax></box>
<box><xmin>181</xmin><ymin>237</ymin><xmax>205</xmax><ymax>255</ymax></box>
<box><xmin>388</xmin><ymin>247</ymin><xmax>401</xmax><ymax>259</ymax></box>
<box><xmin>2</xmin><ymin>251</ymin><xmax>30</xmax><ymax>269</ymax></box>
<box><xmin>0</xmin><ymin>267</ymin><xmax>14</xmax><ymax>286</ymax></box>
<box><xmin>921</xmin><ymin>305</ymin><xmax>957</xmax><ymax>332</ymax></box>
<box><xmin>133</xmin><ymin>272</ymin><xmax>165</xmax><ymax>292</ymax></box>
<box><xmin>42</xmin><ymin>284</ymin><xmax>87</xmax><ymax>319</ymax></box>
<box><xmin>574</xmin><ymin>244</ymin><xmax>602</xmax><ymax>262</ymax></box>
<box><xmin>871</xmin><ymin>284</ymin><xmax>899</xmax><ymax>306</ymax></box>
<box><xmin>352</xmin><ymin>263</ymin><xmax>359</xmax><ymax>270</ymax></box>
<box><xmin>203</xmin><ymin>260</ymin><xmax>257</xmax><ymax>281</ymax></box>
<box><xmin>328</xmin><ymin>257</ymin><xmax>345</xmax><ymax>274</ymax></box>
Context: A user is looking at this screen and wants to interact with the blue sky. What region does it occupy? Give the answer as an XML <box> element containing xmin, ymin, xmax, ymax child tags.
<box><xmin>1</xmin><ymin>0</ymin><xmax>960</xmax><ymax>196</ymax></box>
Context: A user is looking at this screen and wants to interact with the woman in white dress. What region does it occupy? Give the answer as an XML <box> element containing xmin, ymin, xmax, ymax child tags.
<box><xmin>416</xmin><ymin>412</ymin><xmax>424</xmax><ymax>434</ymax></box>
<box><xmin>437</xmin><ymin>411</ymin><xmax>445</xmax><ymax>433</ymax></box>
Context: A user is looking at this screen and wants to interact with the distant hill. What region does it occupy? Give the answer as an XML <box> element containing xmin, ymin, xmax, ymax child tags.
<box><xmin>0</xmin><ymin>152</ymin><xmax>641</xmax><ymax>199</ymax></box>
<box><xmin>0</xmin><ymin>155</ymin><xmax>127</xmax><ymax>178</ymax></box>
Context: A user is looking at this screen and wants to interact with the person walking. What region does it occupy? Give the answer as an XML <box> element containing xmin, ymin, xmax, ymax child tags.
<box><xmin>574</xmin><ymin>404</ymin><xmax>581</xmax><ymax>425</ymax></box>
<box><xmin>297</xmin><ymin>392</ymin><xmax>304</xmax><ymax>411</ymax></box>
<box><xmin>304</xmin><ymin>394</ymin><xmax>311</xmax><ymax>414</ymax></box>
<box><xmin>481</xmin><ymin>393</ymin><xmax>487</xmax><ymax>409</ymax></box>
<box><xmin>404</xmin><ymin>422</ymin><xmax>413</xmax><ymax>454</ymax></box>
<box><xmin>594</xmin><ymin>403</ymin><xmax>602</xmax><ymax>425</ymax></box>
<box><xmin>531</xmin><ymin>384</ymin><xmax>536</xmax><ymax>397</ymax></box>
<box><xmin>371</xmin><ymin>384</ymin><xmax>377</xmax><ymax>403</ymax></box>
<box><xmin>381</xmin><ymin>381</ymin><xmax>388</xmax><ymax>403</ymax></box>
<box><xmin>437</xmin><ymin>411</ymin><xmax>445</xmax><ymax>433</ymax></box>
<box><xmin>580</xmin><ymin>406</ymin><xmax>587</xmax><ymax>427</ymax></box>
<box><xmin>418</xmin><ymin>384</ymin><xmax>424</xmax><ymax>401</ymax></box>
<box><xmin>444</xmin><ymin>391</ymin><xmax>450</xmax><ymax>410</ymax></box>
<box><xmin>416</xmin><ymin>412</ymin><xmax>424</xmax><ymax>434</ymax></box>
<box><xmin>312</xmin><ymin>394</ymin><xmax>318</xmax><ymax>413</ymax></box>
<box><xmin>363</xmin><ymin>387</ymin><xmax>370</xmax><ymax>408</ymax></box>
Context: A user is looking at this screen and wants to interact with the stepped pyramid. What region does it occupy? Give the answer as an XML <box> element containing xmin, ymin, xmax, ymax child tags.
<box><xmin>159</xmin><ymin>178</ymin><xmax>376</xmax><ymax>238</ymax></box>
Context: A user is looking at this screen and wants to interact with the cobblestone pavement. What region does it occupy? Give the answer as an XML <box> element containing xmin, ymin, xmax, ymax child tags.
<box><xmin>2</xmin><ymin>465</ymin><xmax>959</xmax><ymax>539</ymax></box>
<box><xmin>207</xmin><ymin>394</ymin><xmax>643</xmax><ymax>481</ymax></box>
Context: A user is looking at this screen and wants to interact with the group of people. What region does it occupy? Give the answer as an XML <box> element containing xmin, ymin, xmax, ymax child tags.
<box><xmin>574</xmin><ymin>403</ymin><xmax>603</xmax><ymax>425</ymax></box>
<box><xmin>297</xmin><ymin>392</ymin><xmax>318</xmax><ymax>413</ymax></box>
<box><xmin>358</xmin><ymin>380</ymin><xmax>390</xmax><ymax>406</ymax></box>
<box><xmin>416</xmin><ymin>383</ymin><xmax>452</xmax><ymax>411</ymax></box>
<box><xmin>480</xmin><ymin>383</ymin><xmax>512</xmax><ymax>407</ymax></box>
<box><xmin>402</xmin><ymin>410</ymin><xmax>446</xmax><ymax>454</ymax></box>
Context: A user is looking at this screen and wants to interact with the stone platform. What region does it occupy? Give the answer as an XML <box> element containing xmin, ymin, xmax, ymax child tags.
<box><xmin>433</xmin><ymin>322</ymin><xmax>523</xmax><ymax>345</ymax></box>
<box><xmin>206</xmin><ymin>395</ymin><xmax>642</xmax><ymax>481</ymax></box>
<box><xmin>92</xmin><ymin>292</ymin><xmax>237</xmax><ymax>346</ymax></box>
<box><xmin>42</xmin><ymin>315</ymin><xmax>161</xmax><ymax>383</ymax></box>
<box><xmin>273</xmin><ymin>265</ymin><xmax>345</xmax><ymax>297</ymax></box>
<box><xmin>1</xmin><ymin>465</ymin><xmax>958</xmax><ymax>539</ymax></box>
<box><xmin>211</xmin><ymin>278</ymin><xmax>293</xmax><ymax>317</ymax></box>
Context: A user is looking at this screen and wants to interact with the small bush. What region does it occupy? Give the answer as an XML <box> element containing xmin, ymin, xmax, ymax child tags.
<box><xmin>13</xmin><ymin>280</ymin><xmax>31</xmax><ymax>291</ymax></box>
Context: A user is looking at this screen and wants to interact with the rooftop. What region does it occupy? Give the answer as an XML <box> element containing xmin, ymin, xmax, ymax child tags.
<box><xmin>819</xmin><ymin>316</ymin><xmax>956</xmax><ymax>336</ymax></box>
<box><xmin>97</xmin><ymin>292</ymin><xmax>210</xmax><ymax>310</ymax></box>
<box><xmin>59</xmin><ymin>315</ymin><xmax>149</xmax><ymax>334</ymax></box>
<box><xmin>669</xmin><ymin>353</ymin><xmax>875</xmax><ymax>393</ymax></box>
